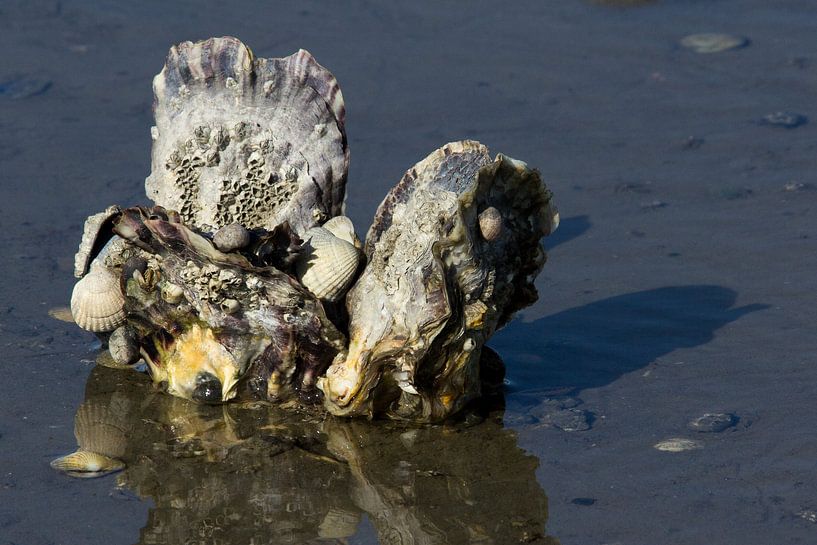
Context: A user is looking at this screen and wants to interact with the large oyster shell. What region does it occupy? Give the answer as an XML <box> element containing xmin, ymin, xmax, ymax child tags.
<box><xmin>145</xmin><ymin>37</ymin><xmax>348</xmax><ymax>234</ymax></box>
<box><xmin>320</xmin><ymin>140</ymin><xmax>558</xmax><ymax>421</ymax></box>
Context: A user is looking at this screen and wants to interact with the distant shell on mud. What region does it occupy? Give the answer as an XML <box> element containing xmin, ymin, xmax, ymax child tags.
<box><xmin>679</xmin><ymin>33</ymin><xmax>748</xmax><ymax>53</ymax></box>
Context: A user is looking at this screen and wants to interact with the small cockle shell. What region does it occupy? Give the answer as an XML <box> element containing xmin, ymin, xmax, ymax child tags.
<box><xmin>213</xmin><ymin>223</ymin><xmax>251</xmax><ymax>252</ymax></box>
<box><xmin>478</xmin><ymin>206</ymin><xmax>502</xmax><ymax>241</ymax></box>
<box><xmin>70</xmin><ymin>266</ymin><xmax>126</xmax><ymax>332</ymax></box>
<box><xmin>322</xmin><ymin>216</ymin><xmax>361</xmax><ymax>248</ymax></box>
<box><xmin>50</xmin><ymin>450</ymin><xmax>124</xmax><ymax>478</ymax></box>
<box><xmin>296</xmin><ymin>227</ymin><xmax>361</xmax><ymax>302</ymax></box>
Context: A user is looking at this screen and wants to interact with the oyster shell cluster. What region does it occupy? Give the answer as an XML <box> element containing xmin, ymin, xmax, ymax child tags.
<box><xmin>68</xmin><ymin>36</ymin><xmax>558</xmax><ymax>422</ymax></box>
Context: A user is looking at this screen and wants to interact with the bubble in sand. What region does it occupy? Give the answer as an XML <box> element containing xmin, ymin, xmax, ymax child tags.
<box><xmin>680</xmin><ymin>33</ymin><xmax>748</xmax><ymax>54</ymax></box>
<box><xmin>688</xmin><ymin>413</ymin><xmax>737</xmax><ymax>433</ymax></box>
<box><xmin>760</xmin><ymin>111</ymin><xmax>808</xmax><ymax>128</ymax></box>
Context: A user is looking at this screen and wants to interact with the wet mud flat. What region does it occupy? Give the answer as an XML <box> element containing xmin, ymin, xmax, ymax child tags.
<box><xmin>1</xmin><ymin>1</ymin><xmax>816</xmax><ymax>544</ymax></box>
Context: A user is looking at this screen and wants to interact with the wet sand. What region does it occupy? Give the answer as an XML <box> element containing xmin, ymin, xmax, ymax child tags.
<box><xmin>1</xmin><ymin>1</ymin><xmax>815</xmax><ymax>544</ymax></box>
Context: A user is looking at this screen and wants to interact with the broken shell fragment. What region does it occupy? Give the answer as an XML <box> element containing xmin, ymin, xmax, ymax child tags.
<box><xmin>478</xmin><ymin>206</ymin><xmax>502</xmax><ymax>241</ymax></box>
<box><xmin>296</xmin><ymin>227</ymin><xmax>361</xmax><ymax>302</ymax></box>
<box><xmin>213</xmin><ymin>223</ymin><xmax>251</xmax><ymax>253</ymax></box>
<box><xmin>50</xmin><ymin>450</ymin><xmax>124</xmax><ymax>478</ymax></box>
<box><xmin>70</xmin><ymin>266</ymin><xmax>126</xmax><ymax>332</ymax></box>
<box><xmin>74</xmin><ymin>205</ymin><xmax>122</xmax><ymax>278</ymax></box>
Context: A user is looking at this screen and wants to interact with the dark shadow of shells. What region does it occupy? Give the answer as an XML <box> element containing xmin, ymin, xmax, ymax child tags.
<box><xmin>545</xmin><ymin>214</ymin><xmax>590</xmax><ymax>250</ymax></box>
<box><xmin>491</xmin><ymin>285</ymin><xmax>767</xmax><ymax>392</ymax></box>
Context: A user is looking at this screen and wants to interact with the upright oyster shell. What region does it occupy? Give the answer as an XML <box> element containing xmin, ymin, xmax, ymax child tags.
<box><xmin>320</xmin><ymin>140</ymin><xmax>558</xmax><ymax>421</ymax></box>
<box><xmin>145</xmin><ymin>37</ymin><xmax>349</xmax><ymax>234</ymax></box>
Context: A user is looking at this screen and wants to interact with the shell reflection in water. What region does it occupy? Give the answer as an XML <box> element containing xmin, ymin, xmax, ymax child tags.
<box><xmin>51</xmin><ymin>364</ymin><xmax>556</xmax><ymax>544</ymax></box>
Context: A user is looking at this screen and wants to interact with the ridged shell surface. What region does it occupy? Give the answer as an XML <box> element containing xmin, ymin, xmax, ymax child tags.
<box><xmin>145</xmin><ymin>37</ymin><xmax>348</xmax><ymax>234</ymax></box>
<box><xmin>296</xmin><ymin>227</ymin><xmax>361</xmax><ymax>302</ymax></box>
<box><xmin>71</xmin><ymin>267</ymin><xmax>126</xmax><ymax>332</ymax></box>
<box><xmin>322</xmin><ymin>216</ymin><xmax>360</xmax><ymax>247</ymax></box>
<box><xmin>74</xmin><ymin>397</ymin><xmax>131</xmax><ymax>459</ymax></box>
<box><xmin>50</xmin><ymin>450</ymin><xmax>124</xmax><ymax>477</ymax></box>
<box><xmin>74</xmin><ymin>205</ymin><xmax>121</xmax><ymax>278</ymax></box>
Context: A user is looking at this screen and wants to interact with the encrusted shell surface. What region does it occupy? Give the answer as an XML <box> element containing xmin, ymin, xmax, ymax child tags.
<box><xmin>320</xmin><ymin>140</ymin><xmax>557</xmax><ymax>421</ymax></box>
<box><xmin>70</xmin><ymin>266</ymin><xmax>126</xmax><ymax>332</ymax></box>
<box><xmin>296</xmin><ymin>227</ymin><xmax>361</xmax><ymax>302</ymax></box>
<box><xmin>145</xmin><ymin>37</ymin><xmax>348</xmax><ymax>234</ymax></box>
<box><xmin>74</xmin><ymin>205</ymin><xmax>121</xmax><ymax>278</ymax></box>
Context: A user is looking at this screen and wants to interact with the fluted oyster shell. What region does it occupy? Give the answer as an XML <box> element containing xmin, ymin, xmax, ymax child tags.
<box><xmin>320</xmin><ymin>140</ymin><xmax>558</xmax><ymax>421</ymax></box>
<box><xmin>145</xmin><ymin>37</ymin><xmax>348</xmax><ymax>234</ymax></box>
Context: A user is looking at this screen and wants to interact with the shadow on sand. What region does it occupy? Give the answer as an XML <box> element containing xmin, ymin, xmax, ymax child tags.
<box><xmin>490</xmin><ymin>285</ymin><xmax>767</xmax><ymax>393</ymax></box>
<box><xmin>545</xmin><ymin>214</ymin><xmax>590</xmax><ymax>250</ymax></box>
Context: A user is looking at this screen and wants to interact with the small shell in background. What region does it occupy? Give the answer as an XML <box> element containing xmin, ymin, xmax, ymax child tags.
<box><xmin>70</xmin><ymin>266</ymin><xmax>126</xmax><ymax>332</ymax></box>
<box><xmin>50</xmin><ymin>450</ymin><xmax>124</xmax><ymax>478</ymax></box>
<box><xmin>478</xmin><ymin>206</ymin><xmax>502</xmax><ymax>241</ymax></box>
<box><xmin>296</xmin><ymin>227</ymin><xmax>361</xmax><ymax>302</ymax></box>
<box><xmin>213</xmin><ymin>223</ymin><xmax>251</xmax><ymax>252</ymax></box>
<box><xmin>322</xmin><ymin>216</ymin><xmax>361</xmax><ymax>249</ymax></box>
<box><xmin>653</xmin><ymin>438</ymin><xmax>703</xmax><ymax>452</ymax></box>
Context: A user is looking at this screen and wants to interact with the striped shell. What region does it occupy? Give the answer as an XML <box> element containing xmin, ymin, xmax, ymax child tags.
<box><xmin>296</xmin><ymin>227</ymin><xmax>361</xmax><ymax>302</ymax></box>
<box><xmin>70</xmin><ymin>266</ymin><xmax>126</xmax><ymax>332</ymax></box>
<box><xmin>50</xmin><ymin>450</ymin><xmax>124</xmax><ymax>478</ymax></box>
<box><xmin>478</xmin><ymin>206</ymin><xmax>502</xmax><ymax>241</ymax></box>
<box><xmin>322</xmin><ymin>216</ymin><xmax>361</xmax><ymax>248</ymax></box>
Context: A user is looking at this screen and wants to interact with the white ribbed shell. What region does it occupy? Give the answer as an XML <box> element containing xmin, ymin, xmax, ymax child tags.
<box><xmin>296</xmin><ymin>227</ymin><xmax>361</xmax><ymax>302</ymax></box>
<box><xmin>322</xmin><ymin>216</ymin><xmax>360</xmax><ymax>248</ymax></box>
<box><xmin>70</xmin><ymin>267</ymin><xmax>126</xmax><ymax>332</ymax></box>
